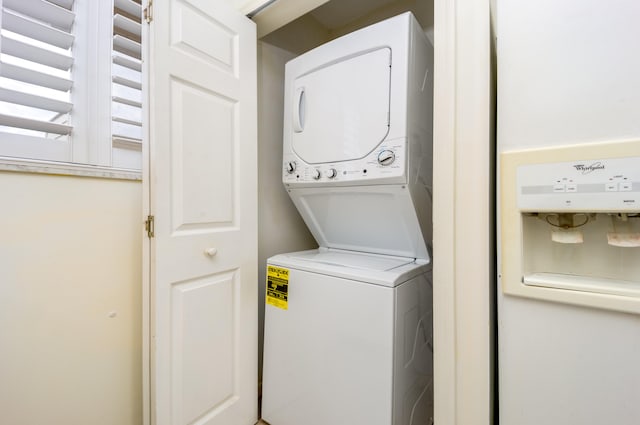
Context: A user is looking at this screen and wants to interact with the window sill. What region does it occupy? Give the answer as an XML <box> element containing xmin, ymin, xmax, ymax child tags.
<box><xmin>0</xmin><ymin>157</ymin><xmax>142</xmax><ymax>181</ymax></box>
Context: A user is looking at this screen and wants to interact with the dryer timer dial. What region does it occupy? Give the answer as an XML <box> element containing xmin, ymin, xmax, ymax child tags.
<box><xmin>377</xmin><ymin>150</ymin><xmax>395</xmax><ymax>166</ymax></box>
<box><xmin>285</xmin><ymin>161</ymin><xmax>296</xmax><ymax>174</ymax></box>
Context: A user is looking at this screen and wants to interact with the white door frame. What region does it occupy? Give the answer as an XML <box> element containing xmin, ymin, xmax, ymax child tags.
<box><xmin>432</xmin><ymin>0</ymin><xmax>494</xmax><ymax>424</ymax></box>
<box><xmin>141</xmin><ymin>0</ymin><xmax>495</xmax><ymax>423</ymax></box>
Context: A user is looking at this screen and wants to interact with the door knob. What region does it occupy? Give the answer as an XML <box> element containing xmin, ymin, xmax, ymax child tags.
<box><xmin>204</xmin><ymin>247</ymin><xmax>218</xmax><ymax>257</ymax></box>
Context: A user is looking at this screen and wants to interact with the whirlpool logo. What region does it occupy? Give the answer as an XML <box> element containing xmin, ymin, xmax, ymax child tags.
<box><xmin>573</xmin><ymin>161</ymin><xmax>605</xmax><ymax>174</ymax></box>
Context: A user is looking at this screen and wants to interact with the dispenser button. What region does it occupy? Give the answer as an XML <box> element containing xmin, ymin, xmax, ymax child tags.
<box><xmin>565</xmin><ymin>184</ymin><xmax>577</xmax><ymax>193</ymax></box>
<box><xmin>553</xmin><ymin>184</ymin><xmax>565</xmax><ymax>193</ymax></box>
<box><xmin>620</xmin><ymin>182</ymin><xmax>632</xmax><ymax>191</ymax></box>
<box><xmin>605</xmin><ymin>182</ymin><xmax>618</xmax><ymax>192</ymax></box>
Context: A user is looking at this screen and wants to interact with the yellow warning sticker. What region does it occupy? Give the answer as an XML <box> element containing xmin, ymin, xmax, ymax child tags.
<box><xmin>266</xmin><ymin>265</ymin><xmax>289</xmax><ymax>310</ymax></box>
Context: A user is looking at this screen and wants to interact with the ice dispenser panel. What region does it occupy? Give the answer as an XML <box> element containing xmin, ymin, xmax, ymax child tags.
<box><xmin>517</xmin><ymin>156</ymin><xmax>640</xmax><ymax>212</ymax></box>
<box><xmin>500</xmin><ymin>140</ymin><xmax>640</xmax><ymax>314</ymax></box>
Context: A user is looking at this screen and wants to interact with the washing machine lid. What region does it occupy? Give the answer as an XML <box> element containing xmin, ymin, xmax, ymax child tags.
<box><xmin>289</xmin><ymin>249</ymin><xmax>414</xmax><ymax>271</ymax></box>
<box><xmin>291</xmin><ymin>47</ymin><xmax>391</xmax><ymax>164</ymax></box>
<box><xmin>288</xmin><ymin>184</ymin><xmax>430</xmax><ymax>260</ymax></box>
<box><xmin>268</xmin><ymin>248</ymin><xmax>429</xmax><ymax>287</ymax></box>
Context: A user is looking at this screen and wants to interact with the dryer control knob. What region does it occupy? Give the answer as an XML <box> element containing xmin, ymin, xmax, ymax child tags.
<box><xmin>312</xmin><ymin>169</ymin><xmax>321</xmax><ymax>180</ymax></box>
<box><xmin>325</xmin><ymin>168</ymin><xmax>337</xmax><ymax>179</ymax></box>
<box><xmin>285</xmin><ymin>161</ymin><xmax>296</xmax><ymax>174</ymax></box>
<box><xmin>377</xmin><ymin>150</ymin><xmax>395</xmax><ymax>166</ymax></box>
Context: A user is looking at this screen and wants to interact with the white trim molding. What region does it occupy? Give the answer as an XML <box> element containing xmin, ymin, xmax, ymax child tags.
<box><xmin>433</xmin><ymin>0</ymin><xmax>494</xmax><ymax>424</ymax></box>
<box><xmin>0</xmin><ymin>157</ymin><xmax>142</xmax><ymax>180</ymax></box>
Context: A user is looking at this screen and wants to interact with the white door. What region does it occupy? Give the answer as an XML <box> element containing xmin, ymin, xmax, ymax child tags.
<box><xmin>146</xmin><ymin>0</ymin><xmax>258</xmax><ymax>424</ymax></box>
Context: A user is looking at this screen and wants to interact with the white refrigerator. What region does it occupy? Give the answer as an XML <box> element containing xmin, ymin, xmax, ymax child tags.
<box><xmin>496</xmin><ymin>1</ymin><xmax>640</xmax><ymax>424</ymax></box>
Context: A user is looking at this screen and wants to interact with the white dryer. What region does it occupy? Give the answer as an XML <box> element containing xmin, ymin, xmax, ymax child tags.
<box><xmin>262</xmin><ymin>12</ymin><xmax>434</xmax><ymax>425</ymax></box>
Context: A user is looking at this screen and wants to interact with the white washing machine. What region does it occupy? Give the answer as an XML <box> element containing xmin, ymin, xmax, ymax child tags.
<box><xmin>262</xmin><ymin>12</ymin><xmax>434</xmax><ymax>425</ymax></box>
<box><xmin>262</xmin><ymin>249</ymin><xmax>433</xmax><ymax>425</ymax></box>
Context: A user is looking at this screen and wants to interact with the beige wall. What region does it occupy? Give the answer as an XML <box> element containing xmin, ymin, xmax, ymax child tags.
<box><xmin>0</xmin><ymin>172</ymin><xmax>142</xmax><ymax>425</ymax></box>
<box><xmin>261</xmin><ymin>14</ymin><xmax>331</xmax><ymax>55</ymax></box>
<box><xmin>330</xmin><ymin>0</ymin><xmax>434</xmax><ymax>40</ymax></box>
<box><xmin>261</xmin><ymin>0</ymin><xmax>434</xmax><ymax>55</ymax></box>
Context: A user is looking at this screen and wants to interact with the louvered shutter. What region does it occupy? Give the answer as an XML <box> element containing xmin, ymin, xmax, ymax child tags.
<box><xmin>111</xmin><ymin>0</ymin><xmax>142</xmax><ymax>170</ymax></box>
<box><xmin>0</xmin><ymin>0</ymin><xmax>75</xmax><ymax>162</ymax></box>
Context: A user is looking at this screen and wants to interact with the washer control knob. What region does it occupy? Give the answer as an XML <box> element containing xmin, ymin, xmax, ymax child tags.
<box><xmin>285</xmin><ymin>161</ymin><xmax>296</xmax><ymax>174</ymax></box>
<box><xmin>312</xmin><ymin>169</ymin><xmax>321</xmax><ymax>180</ymax></box>
<box><xmin>325</xmin><ymin>168</ymin><xmax>337</xmax><ymax>179</ymax></box>
<box><xmin>377</xmin><ymin>150</ymin><xmax>395</xmax><ymax>166</ymax></box>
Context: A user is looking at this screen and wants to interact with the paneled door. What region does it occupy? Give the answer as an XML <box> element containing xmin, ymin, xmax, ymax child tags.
<box><xmin>145</xmin><ymin>0</ymin><xmax>258</xmax><ymax>424</ymax></box>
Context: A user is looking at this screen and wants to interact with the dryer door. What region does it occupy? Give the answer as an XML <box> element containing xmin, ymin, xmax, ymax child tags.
<box><xmin>291</xmin><ymin>47</ymin><xmax>391</xmax><ymax>164</ymax></box>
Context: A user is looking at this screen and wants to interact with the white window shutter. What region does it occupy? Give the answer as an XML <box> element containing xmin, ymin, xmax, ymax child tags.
<box><xmin>111</xmin><ymin>0</ymin><xmax>142</xmax><ymax>170</ymax></box>
<box><xmin>0</xmin><ymin>0</ymin><xmax>75</xmax><ymax>162</ymax></box>
<box><xmin>0</xmin><ymin>0</ymin><xmax>143</xmax><ymax>173</ymax></box>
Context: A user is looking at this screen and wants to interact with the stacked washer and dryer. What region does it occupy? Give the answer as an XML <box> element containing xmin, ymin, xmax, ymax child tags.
<box><xmin>262</xmin><ymin>13</ymin><xmax>434</xmax><ymax>425</ymax></box>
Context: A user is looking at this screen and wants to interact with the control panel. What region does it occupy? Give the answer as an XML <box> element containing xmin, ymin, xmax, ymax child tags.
<box><xmin>283</xmin><ymin>139</ymin><xmax>406</xmax><ymax>186</ymax></box>
<box><xmin>517</xmin><ymin>155</ymin><xmax>640</xmax><ymax>211</ymax></box>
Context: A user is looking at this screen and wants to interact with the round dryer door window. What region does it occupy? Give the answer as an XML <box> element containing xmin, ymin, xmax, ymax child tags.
<box><xmin>291</xmin><ymin>47</ymin><xmax>391</xmax><ymax>164</ymax></box>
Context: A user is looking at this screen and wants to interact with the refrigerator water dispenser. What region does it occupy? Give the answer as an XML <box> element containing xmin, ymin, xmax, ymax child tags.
<box><xmin>500</xmin><ymin>139</ymin><xmax>640</xmax><ymax>313</ymax></box>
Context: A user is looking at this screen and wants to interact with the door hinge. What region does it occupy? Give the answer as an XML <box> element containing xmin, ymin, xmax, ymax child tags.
<box><xmin>143</xmin><ymin>0</ymin><xmax>153</xmax><ymax>24</ymax></box>
<box><xmin>145</xmin><ymin>215</ymin><xmax>155</xmax><ymax>238</ymax></box>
